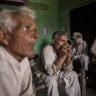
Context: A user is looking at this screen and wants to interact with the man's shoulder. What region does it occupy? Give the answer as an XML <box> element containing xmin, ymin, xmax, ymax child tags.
<box><xmin>93</xmin><ymin>38</ymin><xmax>96</xmax><ymax>43</ymax></box>
<box><xmin>44</xmin><ymin>44</ymin><xmax>52</xmax><ymax>48</ymax></box>
<box><xmin>43</xmin><ymin>44</ymin><xmax>53</xmax><ymax>51</ymax></box>
<box><xmin>0</xmin><ymin>55</ymin><xmax>9</xmax><ymax>72</ymax></box>
<box><xmin>82</xmin><ymin>40</ymin><xmax>87</xmax><ymax>45</ymax></box>
<box><xmin>0</xmin><ymin>47</ymin><xmax>7</xmax><ymax>65</ymax></box>
<box><xmin>0</xmin><ymin>46</ymin><xmax>6</xmax><ymax>57</ymax></box>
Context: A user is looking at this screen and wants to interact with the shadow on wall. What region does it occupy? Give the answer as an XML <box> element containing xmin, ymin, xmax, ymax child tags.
<box><xmin>0</xmin><ymin>7</ymin><xmax>3</xmax><ymax>11</ymax></box>
<box><xmin>37</xmin><ymin>38</ymin><xmax>50</xmax><ymax>53</ymax></box>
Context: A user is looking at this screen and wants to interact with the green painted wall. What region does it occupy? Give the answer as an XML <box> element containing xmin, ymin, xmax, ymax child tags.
<box><xmin>29</xmin><ymin>0</ymin><xmax>59</xmax><ymax>53</ymax></box>
<box><xmin>0</xmin><ymin>0</ymin><xmax>96</xmax><ymax>54</ymax></box>
<box><xmin>31</xmin><ymin>0</ymin><xmax>96</xmax><ymax>53</ymax></box>
<box><xmin>59</xmin><ymin>0</ymin><xmax>96</xmax><ymax>38</ymax></box>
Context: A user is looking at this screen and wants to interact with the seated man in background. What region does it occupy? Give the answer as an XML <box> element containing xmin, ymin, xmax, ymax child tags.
<box><xmin>71</xmin><ymin>32</ymin><xmax>89</xmax><ymax>73</ymax></box>
<box><xmin>36</xmin><ymin>31</ymin><xmax>81</xmax><ymax>96</ymax></box>
<box><xmin>90</xmin><ymin>38</ymin><xmax>96</xmax><ymax>62</ymax></box>
<box><xmin>0</xmin><ymin>7</ymin><xmax>39</xmax><ymax>96</ymax></box>
<box><xmin>29</xmin><ymin>54</ymin><xmax>38</xmax><ymax>71</ymax></box>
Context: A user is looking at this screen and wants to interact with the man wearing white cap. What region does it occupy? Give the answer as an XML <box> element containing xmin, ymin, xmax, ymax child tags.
<box><xmin>71</xmin><ymin>32</ymin><xmax>89</xmax><ymax>72</ymax></box>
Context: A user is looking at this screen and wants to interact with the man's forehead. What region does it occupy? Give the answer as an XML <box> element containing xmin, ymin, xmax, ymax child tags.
<box><xmin>59</xmin><ymin>35</ymin><xmax>68</xmax><ymax>40</ymax></box>
<box><xmin>12</xmin><ymin>13</ymin><xmax>24</xmax><ymax>19</ymax></box>
<box><xmin>12</xmin><ymin>13</ymin><xmax>36</xmax><ymax>27</ymax></box>
<box><xmin>12</xmin><ymin>13</ymin><xmax>34</xmax><ymax>22</ymax></box>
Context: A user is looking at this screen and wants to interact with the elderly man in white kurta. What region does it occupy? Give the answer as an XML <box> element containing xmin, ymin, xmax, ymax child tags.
<box><xmin>36</xmin><ymin>31</ymin><xmax>81</xmax><ymax>96</ymax></box>
<box><xmin>0</xmin><ymin>7</ymin><xmax>39</xmax><ymax>96</ymax></box>
<box><xmin>90</xmin><ymin>38</ymin><xmax>96</xmax><ymax>62</ymax></box>
<box><xmin>71</xmin><ymin>32</ymin><xmax>89</xmax><ymax>71</ymax></box>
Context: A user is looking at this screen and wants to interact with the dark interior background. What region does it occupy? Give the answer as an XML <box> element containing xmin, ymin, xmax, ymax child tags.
<box><xmin>70</xmin><ymin>2</ymin><xmax>96</xmax><ymax>54</ymax></box>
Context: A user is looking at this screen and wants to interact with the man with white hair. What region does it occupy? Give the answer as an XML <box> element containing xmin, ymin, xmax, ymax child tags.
<box><xmin>36</xmin><ymin>30</ymin><xmax>81</xmax><ymax>96</ymax></box>
<box><xmin>71</xmin><ymin>32</ymin><xmax>89</xmax><ymax>72</ymax></box>
<box><xmin>0</xmin><ymin>7</ymin><xmax>39</xmax><ymax>96</ymax></box>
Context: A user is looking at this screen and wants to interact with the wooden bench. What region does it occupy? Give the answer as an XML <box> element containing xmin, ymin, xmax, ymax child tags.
<box><xmin>73</xmin><ymin>61</ymin><xmax>86</xmax><ymax>96</ymax></box>
<box><xmin>35</xmin><ymin>79</ymin><xmax>64</xmax><ymax>91</ymax></box>
<box><xmin>34</xmin><ymin>78</ymin><xmax>67</xmax><ymax>96</ymax></box>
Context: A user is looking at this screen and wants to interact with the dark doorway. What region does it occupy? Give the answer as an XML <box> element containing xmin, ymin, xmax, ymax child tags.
<box><xmin>70</xmin><ymin>2</ymin><xmax>96</xmax><ymax>53</ymax></box>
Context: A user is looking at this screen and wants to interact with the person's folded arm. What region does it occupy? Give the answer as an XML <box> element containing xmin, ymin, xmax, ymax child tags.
<box><xmin>42</xmin><ymin>46</ymin><xmax>57</xmax><ymax>76</ymax></box>
<box><xmin>42</xmin><ymin>46</ymin><xmax>67</xmax><ymax>76</ymax></box>
<box><xmin>91</xmin><ymin>39</ymin><xmax>96</xmax><ymax>56</ymax></box>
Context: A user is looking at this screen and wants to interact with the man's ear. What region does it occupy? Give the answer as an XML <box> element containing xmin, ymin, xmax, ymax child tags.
<box><xmin>0</xmin><ymin>29</ymin><xmax>9</xmax><ymax>45</ymax></box>
<box><xmin>52</xmin><ymin>39</ymin><xmax>57</xmax><ymax>46</ymax></box>
<box><xmin>52</xmin><ymin>39</ymin><xmax>55</xmax><ymax>44</ymax></box>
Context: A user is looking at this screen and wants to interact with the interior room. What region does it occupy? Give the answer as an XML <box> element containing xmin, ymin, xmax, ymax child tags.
<box><xmin>0</xmin><ymin>0</ymin><xmax>96</xmax><ymax>96</ymax></box>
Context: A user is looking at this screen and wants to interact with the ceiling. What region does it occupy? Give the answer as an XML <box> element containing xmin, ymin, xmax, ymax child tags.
<box><xmin>0</xmin><ymin>0</ymin><xmax>24</xmax><ymax>6</ymax></box>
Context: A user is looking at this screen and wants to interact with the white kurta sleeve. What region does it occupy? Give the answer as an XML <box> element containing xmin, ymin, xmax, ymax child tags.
<box><xmin>74</xmin><ymin>54</ymin><xmax>85</xmax><ymax>59</ymax></box>
<box><xmin>72</xmin><ymin>41</ymin><xmax>88</xmax><ymax>59</ymax></box>
<box><xmin>71</xmin><ymin>48</ymin><xmax>81</xmax><ymax>59</ymax></box>
<box><xmin>66</xmin><ymin>63</ymin><xmax>73</xmax><ymax>71</ymax></box>
<box><xmin>91</xmin><ymin>39</ymin><xmax>96</xmax><ymax>56</ymax></box>
<box><xmin>42</xmin><ymin>45</ymin><xmax>57</xmax><ymax>76</ymax></box>
<box><xmin>63</xmin><ymin>63</ymin><xmax>73</xmax><ymax>72</ymax></box>
<box><xmin>71</xmin><ymin>48</ymin><xmax>76</xmax><ymax>57</ymax></box>
<box><xmin>82</xmin><ymin>41</ymin><xmax>88</xmax><ymax>55</ymax></box>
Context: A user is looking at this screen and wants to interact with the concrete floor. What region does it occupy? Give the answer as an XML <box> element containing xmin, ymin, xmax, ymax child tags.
<box><xmin>86</xmin><ymin>78</ymin><xmax>96</xmax><ymax>96</ymax></box>
<box><xmin>87</xmin><ymin>88</ymin><xmax>96</xmax><ymax>96</ymax></box>
<box><xmin>86</xmin><ymin>62</ymin><xmax>96</xmax><ymax>96</ymax></box>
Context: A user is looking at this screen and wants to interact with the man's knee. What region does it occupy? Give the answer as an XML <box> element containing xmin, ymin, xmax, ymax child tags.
<box><xmin>45</xmin><ymin>76</ymin><xmax>57</xmax><ymax>87</ymax></box>
<box><xmin>70</xmin><ymin>71</ymin><xmax>78</xmax><ymax>78</ymax></box>
<box><xmin>82</xmin><ymin>56</ymin><xmax>89</xmax><ymax>61</ymax></box>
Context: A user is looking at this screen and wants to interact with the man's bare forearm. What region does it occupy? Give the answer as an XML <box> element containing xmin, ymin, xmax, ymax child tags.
<box><xmin>66</xmin><ymin>56</ymin><xmax>72</xmax><ymax>66</ymax></box>
<box><xmin>56</xmin><ymin>55</ymin><xmax>67</xmax><ymax>71</ymax></box>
